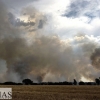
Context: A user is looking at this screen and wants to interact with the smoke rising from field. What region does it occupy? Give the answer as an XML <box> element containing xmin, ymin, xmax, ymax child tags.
<box><xmin>0</xmin><ymin>0</ymin><xmax>100</xmax><ymax>82</ymax></box>
<box><xmin>91</xmin><ymin>48</ymin><xmax>100</xmax><ymax>70</ymax></box>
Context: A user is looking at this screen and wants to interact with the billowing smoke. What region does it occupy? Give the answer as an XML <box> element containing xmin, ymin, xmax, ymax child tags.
<box><xmin>0</xmin><ymin>0</ymin><xmax>100</xmax><ymax>83</ymax></box>
<box><xmin>91</xmin><ymin>48</ymin><xmax>100</xmax><ymax>70</ymax></box>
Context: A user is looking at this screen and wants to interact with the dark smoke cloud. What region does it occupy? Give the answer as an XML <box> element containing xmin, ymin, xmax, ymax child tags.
<box><xmin>8</xmin><ymin>13</ymin><xmax>35</xmax><ymax>27</ymax></box>
<box><xmin>0</xmin><ymin>0</ymin><xmax>100</xmax><ymax>83</ymax></box>
<box><xmin>20</xmin><ymin>6</ymin><xmax>46</xmax><ymax>30</ymax></box>
<box><xmin>8</xmin><ymin>7</ymin><xmax>46</xmax><ymax>32</ymax></box>
<box><xmin>38</xmin><ymin>20</ymin><xmax>45</xmax><ymax>29</ymax></box>
<box><xmin>91</xmin><ymin>48</ymin><xmax>100</xmax><ymax>70</ymax></box>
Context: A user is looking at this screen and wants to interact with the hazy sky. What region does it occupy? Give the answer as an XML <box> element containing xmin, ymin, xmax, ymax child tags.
<box><xmin>3</xmin><ymin>0</ymin><xmax>100</xmax><ymax>38</ymax></box>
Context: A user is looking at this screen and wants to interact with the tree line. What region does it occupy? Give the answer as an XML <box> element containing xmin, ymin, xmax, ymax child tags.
<box><xmin>0</xmin><ymin>78</ymin><xmax>100</xmax><ymax>85</ymax></box>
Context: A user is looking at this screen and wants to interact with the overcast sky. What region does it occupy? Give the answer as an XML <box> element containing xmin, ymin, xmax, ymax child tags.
<box><xmin>3</xmin><ymin>0</ymin><xmax>100</xmax><ymax>39</ymax></box>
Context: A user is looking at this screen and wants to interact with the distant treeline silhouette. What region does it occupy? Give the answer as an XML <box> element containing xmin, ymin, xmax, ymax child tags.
<box><xmin>0</xmin><ymin>78</ymin><xmax>100</xmax><ymax>85</ymax></box>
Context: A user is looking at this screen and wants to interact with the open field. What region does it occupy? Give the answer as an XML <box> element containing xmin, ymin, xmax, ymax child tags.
<box><xmin>0</xmin><ymin>85</ymin><xmax>100</xmax><ymax>100</ymax></box>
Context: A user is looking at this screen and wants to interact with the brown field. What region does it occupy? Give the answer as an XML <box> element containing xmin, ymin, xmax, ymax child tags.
<box><xmin>0</xmin><ymin>85</ymin><xmax>100</xmax><ymax>100</ymax></box>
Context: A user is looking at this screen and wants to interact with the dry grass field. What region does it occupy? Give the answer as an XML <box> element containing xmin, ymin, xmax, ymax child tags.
<box><xmin>0</xmin><ymin>85</ymin><xmax>100</xmax><ymax>100</ymax></box>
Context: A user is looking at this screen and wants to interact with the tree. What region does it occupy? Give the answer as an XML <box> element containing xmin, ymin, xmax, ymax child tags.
<box><xmin>79</xmin><ymin>81</ymin><xmax>85</xmax><ymax>85</ymax></box>
<box><xmin>73</xmin><ymin>79</ymin><xmax>77</xmax><ymax>85</ymax></box>
<box><xmin>95</xmin><ymin>78</ymin><xmax>100</xmax><ymax>85</ymax></box>
<box><xmin>22</xmin><ymin>79</ymin><xmax>33</xmax><ymax>85</ymax></box>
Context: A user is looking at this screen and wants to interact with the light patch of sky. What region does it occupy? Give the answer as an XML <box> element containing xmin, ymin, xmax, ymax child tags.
<box><xmin>81</xmin><ymin>76</ymin><xmax>93</xmax><ymax>82</ymax></box>
<box><xmin>31</xmin><ymin>0</ymin><xmax>100</xmax><ymax>39</ymax></box>
<box><xmin>31</xmin><ymin>0</ymin><xmax>70</xmax><ymax>14</ymax></box>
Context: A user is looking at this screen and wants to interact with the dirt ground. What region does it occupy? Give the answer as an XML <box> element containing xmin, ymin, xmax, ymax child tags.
<box><xmin>0</xmin><ymin>85</ymin><xmax>100</xmax><ymax>100</ymax></box>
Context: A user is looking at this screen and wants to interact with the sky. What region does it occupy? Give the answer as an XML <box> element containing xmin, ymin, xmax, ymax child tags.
<box><xmin>3</xmin><ymin>0</ymin><xmax>100</xmax><ymax>38</ymax></box>
<box><xmin>0</xmin><ymin>0</ymin><xmax>100</xmax><ymax>82</ymax></box>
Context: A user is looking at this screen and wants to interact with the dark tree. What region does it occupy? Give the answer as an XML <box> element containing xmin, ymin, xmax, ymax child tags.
<box><xmin>95</xmin><ymin>78</ymin><xmax>100</xmax><ymax>85</ymax></box>
<box><xmin>73</xmin><ymin>79</ymin><xmax>77</xmax><ymax>85</ymax></box>
<box><xmin>79</xmin><ymin>81</ymin><xmax>85</xmax><ymax>85</ymax></box>
<box><xmin>3</xmin><ymin>82</ymin><xmax>16</xmax><ymax>85</ymax></box>
<box><xmin>22</xmin><ymin>79</ymin><xmax>33</xmax><ymax>85</ymax></box>
<box><xmin>17</xmin><ymin>83</ymin><xmax>23</xmax><ymax>85</ymax></box>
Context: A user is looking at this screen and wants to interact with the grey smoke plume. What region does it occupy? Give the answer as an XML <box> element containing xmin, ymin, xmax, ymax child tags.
<box><xmin>91</xmin><ymin>48</ymin><xmax>100</xmax><ymax>70</ymax></box>
<box><xmin>0</xmin><ymin>0</ymin><xmax>100</xmax><ymax>83</ymax></box>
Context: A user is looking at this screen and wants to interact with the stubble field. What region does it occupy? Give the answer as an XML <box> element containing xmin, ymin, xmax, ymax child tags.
<box><xmin>0</xmin><ymin>85</ymin><xmax>100</xmax><ymax>100</ymax></box>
